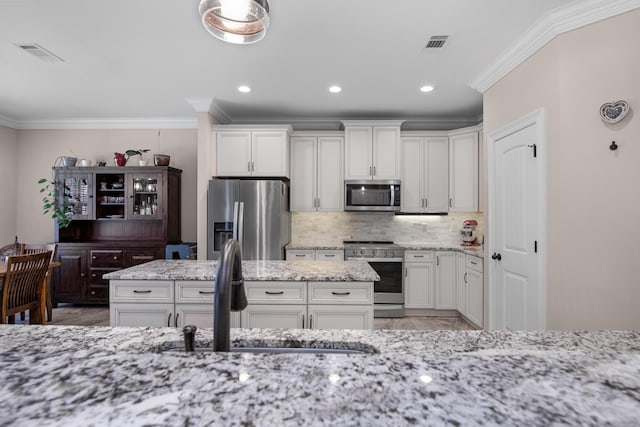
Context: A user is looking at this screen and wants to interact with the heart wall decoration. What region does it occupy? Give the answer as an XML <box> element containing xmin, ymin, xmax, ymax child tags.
<box><xmin>600</xmin><ymin>100</ymin><xmax>630</xmax><ymax>124</ymax></box>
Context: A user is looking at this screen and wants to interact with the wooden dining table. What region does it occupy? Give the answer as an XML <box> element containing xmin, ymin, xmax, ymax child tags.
<box><xmin>0</xmin><ymin>260</ymin><xmax>61</xmax><ymax>323</ymax></box>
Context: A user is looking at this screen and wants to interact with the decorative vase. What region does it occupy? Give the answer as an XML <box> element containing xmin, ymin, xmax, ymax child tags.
<box><xmin>114</xmin><ymin>152</ymin><xmax>127</xmax><ymax>166</ymax></box>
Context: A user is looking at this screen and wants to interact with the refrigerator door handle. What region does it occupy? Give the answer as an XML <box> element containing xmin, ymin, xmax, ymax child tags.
<box><xmin>237</xmin><ymin>201</ymin><xmax>245</xmax><ymax>247</ymax></box>
<box><xmin>232</xmin><ymin>201</ymin><xmax>239</xmax><ymax>240</ymax></box>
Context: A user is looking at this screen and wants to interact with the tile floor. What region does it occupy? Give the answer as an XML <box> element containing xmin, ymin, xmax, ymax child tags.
<box><xmin>12</xmin><ymin>305</ymin><xmax>476</xmax><ymax>331</ymax></box>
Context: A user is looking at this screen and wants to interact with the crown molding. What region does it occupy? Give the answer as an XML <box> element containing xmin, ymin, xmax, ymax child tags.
<box><xmin>470</xmin><ymin>0</ymin><xmax>640</xmax><ymax>93</ymax></box>
<box><xmin>0</xmin><ymin>114</ymin><xmax>20</xmax><ymax>129</ymax></box>
<box><xmin>3</xmin><ymin>117</ymin><xmax>197</xmax><ymax>130</ymax></box>
<box><xmin>185</xmin><ymin>97</ymin><xmax>213</xmax><ymax>113</ymax></box>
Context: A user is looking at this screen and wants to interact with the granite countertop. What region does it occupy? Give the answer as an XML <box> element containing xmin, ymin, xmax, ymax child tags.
<box><xmin>104</xmin><ymin>259</ymin><xmax>380</xmax><ymax>282</ymax></box>
<box><xmin>1</xmin><ymin>325</ymin><xmax>639</xmax><ymax>425</ymax></box>
<box><xmin>287</xmin><ymin>241</ymin><xmax>484</xmax><ymax>258</ymax></box>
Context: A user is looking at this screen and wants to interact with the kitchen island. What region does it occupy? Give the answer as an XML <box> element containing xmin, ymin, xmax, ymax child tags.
<box><xmin>0</xmin><ymin>325</ymin><xmax>639</xmax><ymax>425</ymax></box>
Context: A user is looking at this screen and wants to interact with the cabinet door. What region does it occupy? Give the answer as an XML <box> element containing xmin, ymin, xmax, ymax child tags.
<box><xmin>290</xmin><ymin>137</ymin><xmax>317</xmax><ymax>211</ymax></box>
<box><xmin>449</xmin><ymin>131</ymin><xmax>479</xmax><ymax>211</ymax></box>
<box><xmin>216</xmin><ymin>131</ymin><xmax>252</xmax><ymax>176</ymax></box>
<box><xmin>316</xmin><ymin>137</ymin><xmax>344</xmax><ymax>211</ymax></box>
<box><xmin>128</xmin><ymin>173</ymin><xmax>163</xmax><ymax>219</ymax></box>
<box><xmin>435</xmin><ymin>252</ymin><xmax>456</xmax><ymax>309</ymax></box>
<box><xmin>466</xmin><ymin>268</ymin><xmax>483</xmax><ymax>327</ymax></box>
<box><xmin>308</xmin><ymin>305</ymin><xmax>373</xmax><ymax>330</ymax></box>
<box><xmin>455</xmin><ymin>253</ymin><xmax>467</xmax><ymax>314</ymax></box>
<box><xmin>401</xmin><ymin>137</ymin><xmax>424</xmax><ymax>213</ymax></box>
<box><xmin>240</xmin><ymin>305</ymin><xmax>306</xmax><ymax>329</ymax></box>
<box><xmin>372</xmin><ymin>126</ymin><xmax>400</xmax><ymax>179</ymax></box>
<box><xmin>59</xmin><ymin>173</ymin><xmax>94</xmax><ymax>220</ymax></box>
<box><xmin>175</xmin><ymin>303</ymin><xmax>214</xmax><ymax>329</ymax></box>
<box><xmin>425</xmin><ymin>137</ymin><xmax>449</xmax><ymax>213</ymax></box>
<box><xmin>252</xmin><ymin>131</ymin><xmax>289</xmax><ymax>177</ymax></box>
<box><xmin>56</xmin><ymin>248</ymin><xmax>88</xmax><ymax>303</ymax></box>
<box><xmin>109</xmin><ymin>303</ymin><xmax>174</xmax><ymax>327</ymax></box>
<box><xmin>404</xmin><ymin>262</ymin><xmax>435</xmax><ymax>309</ymax></box>
<box><xmin>344</xmin><ymin>126</ymin><xmax>373</xmax><ymax>179</ymax></box>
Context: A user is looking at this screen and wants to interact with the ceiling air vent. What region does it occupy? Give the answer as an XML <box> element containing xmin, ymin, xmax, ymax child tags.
<box><xmin>425</xmin><ymin>35</ymin><xmax>449</xmax><ymax>49</ymax></box>
<box><xmin>15</xmin><ymin>43</ymin><xmax>64</xmax><ymax>62</ymax></box>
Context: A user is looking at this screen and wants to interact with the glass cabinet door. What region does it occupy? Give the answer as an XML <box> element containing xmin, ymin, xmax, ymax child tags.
<box><xmin>128</xmin><ymin>173</ymin><xmax>163</xmax><ymax>219</ymax></box>
<box><xmin>59</xmin><ymin>173</ymin><xmax>94</xmax><ymax>220</ymax></box>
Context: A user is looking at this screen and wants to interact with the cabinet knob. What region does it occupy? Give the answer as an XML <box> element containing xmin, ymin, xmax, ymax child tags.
<box><xmin>80</xmin><ymin>273</ymin><xmax>86</xmax><ymax>277</ymax></box>
<box><xmin>91</xmin><ymin>290</ymin><xmax>96</xmax><ymax>295</ymax></box>
<box><xmin>113</xmin><ymin>256</ymin><xmax>119</xmax><ymax>260</ymax></box>
<box><xmin>92</xmin><ymin>256</ymin><xmax>96</xmax><ymax>260</ymax></box>
<box><xmin>91</xmin><ymin>273</ymin><xmax>97</xmax><ymax>278</ymax></box>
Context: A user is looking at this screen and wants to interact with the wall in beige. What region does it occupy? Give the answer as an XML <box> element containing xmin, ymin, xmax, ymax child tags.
<box><xmin>0</xmin><ymin>125</ymin><xmax>19</xmax><ymax>244</ymax></box>
<box><xmin>14</xmin><ymin>128</ymin><xmax>197</xmax><ymax>244</ymax></box>
<box><xmin>483</xmin><ymin>9</ymin><xmax>640</xmax><ymax>330</ymax></box>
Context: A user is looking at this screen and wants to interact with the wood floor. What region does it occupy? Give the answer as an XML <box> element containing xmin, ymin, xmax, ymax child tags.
<box><xmin>12</xmin><ymin>305</ymin><xmax>476</xmax><ymax>331</ymax></box>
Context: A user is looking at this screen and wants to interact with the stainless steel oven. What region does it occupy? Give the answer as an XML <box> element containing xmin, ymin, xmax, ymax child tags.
<box><xmin>344</xmin><ymin>241</ymin><xmax>405</xmax><ymax>318</ymax></box>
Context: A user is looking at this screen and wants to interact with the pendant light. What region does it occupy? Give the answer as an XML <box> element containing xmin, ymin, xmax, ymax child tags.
<box><xmin>199</xmin><ymin>0</ymin><xmax>270</xmax><ymax>45</ymax></box>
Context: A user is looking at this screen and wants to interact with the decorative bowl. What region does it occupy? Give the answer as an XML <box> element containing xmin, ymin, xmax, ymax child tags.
<box><xmin>154</xmin><ymin>154</ymin><xmax>170</xmax><ymax>166</ymax></box>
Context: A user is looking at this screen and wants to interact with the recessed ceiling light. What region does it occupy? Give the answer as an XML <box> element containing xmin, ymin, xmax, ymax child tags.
<box><xmin>328</xmin><ymin>85</ymin><xmax>342</xmax><ymax>93</ymax></box>
<box><xmin>238</xmin><ymin>85</ymin><xmax>251</xmax><ymax>93</ymax></box>
<box><xmin>420</xmin><ymin>85</ymin><xmax>435</xmax><ymax>93</ymax></box>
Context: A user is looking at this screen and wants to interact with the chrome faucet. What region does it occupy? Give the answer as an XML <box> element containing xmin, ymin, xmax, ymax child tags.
<box><xmin>213</xmin><ymin>239</ymin><xmax>247</xmax><ymax>352</ymax></box>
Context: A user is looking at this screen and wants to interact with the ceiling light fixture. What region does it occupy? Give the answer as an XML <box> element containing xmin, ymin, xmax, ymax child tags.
<box><xmin>329</xmin><ymin>85</ymin><xmax>342</xmax><ymax>93</ymax></box>
<box><xmin>199</xmin><ymin>0</ymin><xmax>270</xmax><ymax>45</ymax></box>
<box><xmin>238</xmin><ymin>85</ymin><xmax>251</xmax><ymax>93</ymax></box>
<box><xmin>420</xmin><ymin>85</ymin><xmax>435</xmax><ymax>93</ymax></box>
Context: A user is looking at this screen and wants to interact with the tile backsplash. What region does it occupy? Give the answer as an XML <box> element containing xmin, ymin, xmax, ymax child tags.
<box><xmin>292</xmin><ymin>212</ymin><xmax>484</xmax><ymax>245</ymax></box>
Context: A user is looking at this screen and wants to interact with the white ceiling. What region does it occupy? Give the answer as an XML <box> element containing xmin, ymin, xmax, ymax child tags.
<box><xmin>0</xmin><ymin>0</ymin><xmax>583</xmax><ymax>129</ymax></box>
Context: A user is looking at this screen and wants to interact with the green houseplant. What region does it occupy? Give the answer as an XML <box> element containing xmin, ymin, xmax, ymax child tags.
<box><xmin>125</xmin><ymin>149</ymin><xmax>150</xmax><ymax>166</ymax></box>
<box><xmin>38</xmin><ymin>177</ymin><xmax>72</xmax><ymax>228</ymax></box>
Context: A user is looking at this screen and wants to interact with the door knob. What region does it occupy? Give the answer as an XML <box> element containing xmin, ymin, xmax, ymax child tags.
<box><xmin>491</xmin><ymin>253</ymin><xmax>502</xmax><ymax>261</ymax></box>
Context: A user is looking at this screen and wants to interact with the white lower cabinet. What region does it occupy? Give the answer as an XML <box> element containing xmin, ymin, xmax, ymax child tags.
<box><xmin>455</xmin><ymin>254</ymin><xmax>484</xmax><ymax>328</ymax></box>
<box><xmin>286</xmin><ymin>249</ymin><xmax>344</xmax><ymax>261</ymax></box>
<box><xmin>435</xmin><ymin>251</ymin><xmax>456</xmax><ymax>309</ymax></box>
<box><xmin>308</xmin><ymin>305</ymin><xmax>373</xmax><ymax>330</ymax></box>
<box><xmin>241</xmin><ymin>304</ymin><xmax>307</xmax><ymax>329</ymax></box>
<box><xmin>404</xmin><ymin>251</ymin><xmax>435</xmax><ymax>309</ymax></box>
<box><xmin>110</xmin><ymin>303</ymin><xmax>175</xmax><ymax>327</ymax></box>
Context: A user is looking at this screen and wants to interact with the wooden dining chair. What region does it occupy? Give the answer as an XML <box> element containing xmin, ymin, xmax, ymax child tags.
<box><xmin>1</xmin><ymin>251</ymin><xmax>51</xmax><ymax>325</ymax></box>
<box><xmin>21</xmin><ymin>243</ymin><xmax>58</xmax><ymax>322</ymax></box>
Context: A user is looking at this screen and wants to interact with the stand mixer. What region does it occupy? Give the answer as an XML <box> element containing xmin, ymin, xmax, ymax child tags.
<box><xmin>460</xmin><ymin>219</ymin><xmax>480</xmax><ymax>246</ymax></box>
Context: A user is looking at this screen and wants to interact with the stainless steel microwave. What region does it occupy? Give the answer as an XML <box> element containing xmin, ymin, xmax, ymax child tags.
<box><xmin>344</xmin><ymin>180</ymin><xmax>401</xmax><ymax>212</ymax></box>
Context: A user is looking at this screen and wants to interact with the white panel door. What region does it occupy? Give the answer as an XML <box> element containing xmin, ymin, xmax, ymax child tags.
<box><xmin>372</xmin><ymin>126</ymin><xmax>400</xmax><ymax>179</ymax></box>
<box><xmin>425</xmin><ymin>137</ymin><xmax>450</xmax><ymax>213</ymax></box>
<box><xmin>290</xmin><ymin>137</ymin><xmax>317</xmax><ymax>211</ymax></box>
<box><xmin>450</xmin><ymin>132</ymin><xmax>478</xmax><ymax>211</ymax></box>
<box><xmin>435</xmin><ymin>252</ymin><xmax>456</xmax><ymax>309</ymax></box>
<box><xmin>491</xmin><ymin>117</ymin><xmax>543</xmax><ymax>330</ymax></box>
<box><xmin>216</xmin><ymin>132</ymin><xmax>252</xmax><ymax>176</ymax></box>
<box><xmin>344</xmin><ymin>126</ymin><xmax>373</xmax><ymax>179</ymax></box>
<box><xmin>252</xmin><ymin>131</ymin><xmax>289</xmax><ymax>177</ymax></box>
<box><xmin>404</xmin><ymin>263</ymin><xmax>435</xmax><ymax>309</ymax></box>
<box><xmin>308</xmin><ymin>305</ymin><xmax>373</xmax><ymax>330</ymax></box>
<box><xmin>401</xmin><ymin>137</ymin><xmax>424</xmax><ymax>213</ymax></box>
<box><xmin>316</xmin><ymin>137</ymin><xmax>344</xmax><ymax>211</ymax></box>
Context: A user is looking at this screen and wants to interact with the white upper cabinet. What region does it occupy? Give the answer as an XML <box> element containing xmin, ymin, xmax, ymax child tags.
<box><xmin>401</xmin><ymin>136</ymin><xmax>449</xmax><ymax>213</ymax></box>
<box><xmin>215</xmin><ymin>126</ymin><xmax>291</xmax><ymax>177</ymax></box>
<box><xmin>449</xmin><ymin>129</ymin><xmax>479</xmax><ymax>211</ymax></box>
<box><xmin>344</xmin><ymin>121</ymin><xmax>402</xmax><ymax>180</ymax></box>
<box><xmin>290</xmin><ymin>134</ymin><xmax>343</xmax><ymax>212</ymax></box>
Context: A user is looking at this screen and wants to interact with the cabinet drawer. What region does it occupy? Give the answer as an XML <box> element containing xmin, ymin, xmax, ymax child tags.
<box><xmin>316</xmin><ymin>250</ymin><xmax>344</xmax><ymax>261</ymax></box>
<box><xmin>88</xmin><ymin>285</ymin><xmax>108</xmax><ymax>302</ymax></box>
<box><xmin>308</xmin><ymin>282</ymin><xmax>373</xmax><ymax>304</ymax></box>
<box><xmin>91</xmin><ymin>250</ymin><xmax>125</xmax><ymax>268</ymax></box>
<box><xmin>245</xmin><ymin>281</ymin><xmax>306</xmax><ymax>304</ymax></box>
<box><xmin>127</xmin><ymin>249</ymin><xmax>163</xmax><ymax>266</ymax></box>
<box><xmin>286</xmin><ymin>250</ymin><xmax>315</xmax><ymax>260</ymax></box>
<box><xmin>405</xmin><ymin>251</ymin><xmax>435</xmax><ymax>263</ymax></box>
<box><xmin>90</xmin><ymin>268</ymin><xmax>119</xmax><ymax>285</ymax></box>
<box><xmin>110</xmin><ymin>280</ymin><xmax>173</xmax><ymax>303</ymax></box>
<box><xmin>175</xmin><ymin>280</ymin><xmax>216</xmax><ymax>303</ymax></box>
<box><xmin>466</xmin><ymin>255</ymin><xmax>483</xmax><ymax>272</ymax></box>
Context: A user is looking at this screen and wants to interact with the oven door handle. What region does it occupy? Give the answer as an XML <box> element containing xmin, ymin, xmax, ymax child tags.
<box><xmin>346</xmin><ymin>257</ymin><xmax>403</xmax><ymax>263</ymax></box>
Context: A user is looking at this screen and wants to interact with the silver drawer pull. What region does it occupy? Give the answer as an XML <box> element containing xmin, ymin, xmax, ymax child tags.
<box><xmin>331</xmin><ymin>291</ymin><xmax>351</xmax><ymax>296</ymax></box>
<box><xmin>470</xmin><ymin>261</ymin><xmax>478</xmax><ymax>265</ymax></box>
<box><xmin>414</xmin><ymin>255</ymin><xmax>424</xmax><ymax>258</ymax></box>
<box><xmin>198</xmin><ymin>291</ymin><xmax>215</xmax><ymax>295</ymax></box>
<box><xmin>323</xmin><ymin>254</ymin><xmax>336</xmax><ymax>257</ymax></box>
<box><xmin>295</xmin><ymin>254</ymin><xmax>306</xmax><ymax>257</ymax></box>
<box><xmin>265</xmin><ymin>291</ymin><xmax>285</xmax><ymax>295</ymax></box>
<box><xmin>133</xmin><ymin>290</ymin><xmax>152</xmax><ymax>294</ymax></box>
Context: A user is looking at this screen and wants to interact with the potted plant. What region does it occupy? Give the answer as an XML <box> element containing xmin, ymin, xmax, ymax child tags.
<box><xmin>125</xmin><ymin>149</ymin><xmax>151</xmax><ymax>166</ymax></box>
<box><xmin>38</xmin><ymin>177</ymin><xmax>72</xmax><ymax>228</ymax></box>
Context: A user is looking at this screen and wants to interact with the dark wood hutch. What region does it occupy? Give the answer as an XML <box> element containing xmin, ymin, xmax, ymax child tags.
<box><xmin>52</xmin><ymin>166</ymin><xmax>181</xmax><ymax>305</ymax></box>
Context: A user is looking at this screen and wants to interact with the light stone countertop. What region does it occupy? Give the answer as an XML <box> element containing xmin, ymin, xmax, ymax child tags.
<box><xmin>103</xmin><ymin>259</ymin><xmax>380</xmax><ymax>282</ymax></box>
<box><xmin>0</xmin><ymin>325</ymin><xmax>639</xmax><ymax>426</ymax></box>
<box><xmin>287</xmin><ymin>240</ymin><xmax>484</xmax><ymax>258</ymax></box>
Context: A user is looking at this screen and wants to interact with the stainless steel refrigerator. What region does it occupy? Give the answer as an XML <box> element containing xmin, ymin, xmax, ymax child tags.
<box><xmin>207</xmin><ymin>178</ymin><xmax>290</xmax><ymax>260</ymax></box>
